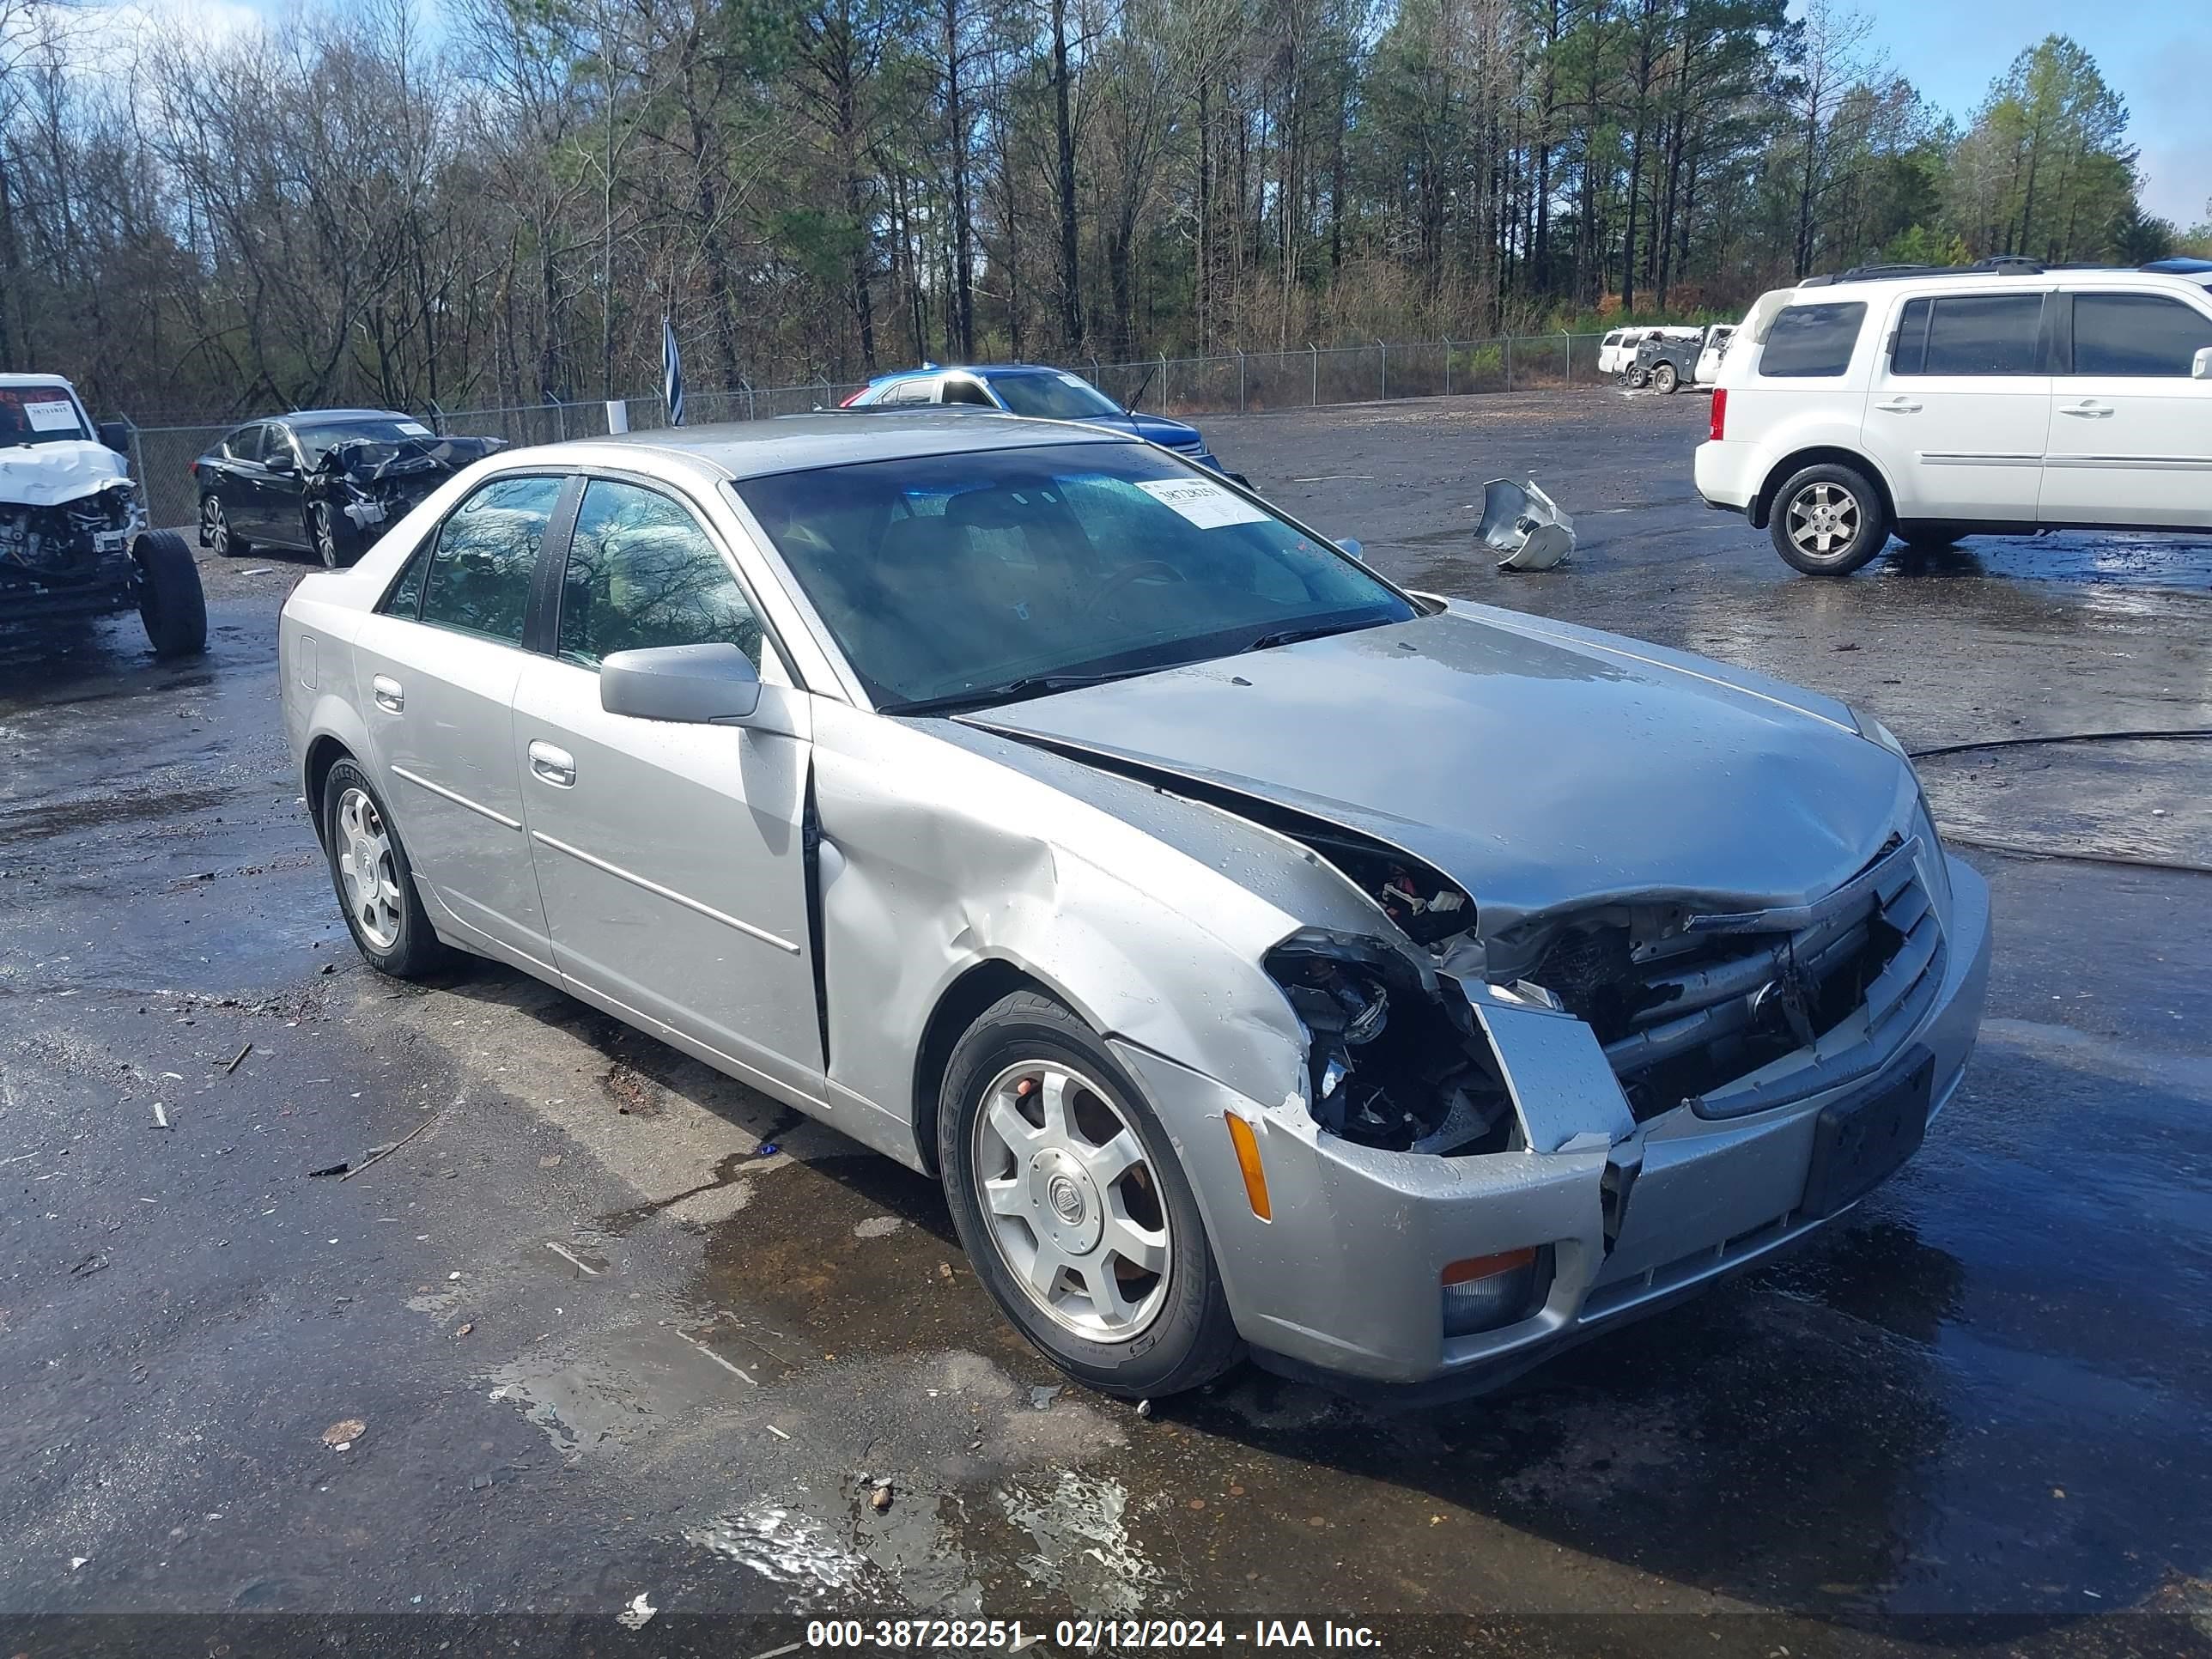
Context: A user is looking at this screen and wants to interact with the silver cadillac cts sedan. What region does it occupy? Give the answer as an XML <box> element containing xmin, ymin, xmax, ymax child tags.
<box><xmin>279</xmin><ymin>411</ymin><xmax>1990</xmax><ymax>1401</ymax></box>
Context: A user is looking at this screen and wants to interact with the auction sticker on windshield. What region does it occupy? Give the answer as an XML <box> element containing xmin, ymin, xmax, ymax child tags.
<box><xmin>397</xmin><ymin>421</ymin><xmax>434</xmax><ymax>436</ymax></box>
<box><xmin>24</xmin><ymin>398</ymin><xmax>78</xmax><ymax>431</ymax></box>
<box><xmin>1134</xmin><ymin>477</ymin><xmax>1269</xmax><ymax>530</ymax></box>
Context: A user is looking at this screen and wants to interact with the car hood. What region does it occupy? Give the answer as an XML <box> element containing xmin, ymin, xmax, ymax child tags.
<box><xmin>0</xmin><ymin>439</ymin><xmax>131</xmax><ymax>509</ymax></box>
<box><xmin>1083</xmin><ymin>411</ymin><xmax>1202</xmax><ymax>449</ymax></box>
<box><xmin>964</xmin><ymin>605</ymin><xmax>1914</xmax><ymax>932</ymax></box>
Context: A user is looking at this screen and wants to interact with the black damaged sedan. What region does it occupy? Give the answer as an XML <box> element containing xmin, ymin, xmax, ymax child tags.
<box><xmin>192</xmin><ymin>409</ymin><xmax>502</xmax><ymax>568</ymax></box>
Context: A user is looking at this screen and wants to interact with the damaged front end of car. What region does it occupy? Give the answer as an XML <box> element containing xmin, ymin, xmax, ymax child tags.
<box><xmin>0</xmin><ymin>477</ymin><xmax>149</xmax><ymax>623</ymax></box>
<box><xmin>309</xmin><ymin>434</ymin><xmax>505</xmax><ymax>546</ymax></box>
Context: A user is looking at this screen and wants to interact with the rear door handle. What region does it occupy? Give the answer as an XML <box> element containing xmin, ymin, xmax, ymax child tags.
<box><xmin>1874</xmin><ymin>397</ymin><xmax>1923</xmax><ymax>413</ymax></box>
<box><xmin>371</xmin><ymin>674</ymin><xmax>404</xmax><ymax>713</ymax></box>
<box><xmin>528</xmin><ymin>740</ymin><xmax>576</xmax><ymax>787</ymax></box>
<box><xmin>2059</xmin><ymin>400</ymin><xmax>2112</xmax><ymax>417</ymax></box>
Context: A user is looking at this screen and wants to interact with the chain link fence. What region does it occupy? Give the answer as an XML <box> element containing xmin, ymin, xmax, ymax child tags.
<box><xmin>130</xmin><ymin>332</ymin><xmax>1610</xmax><ymax>531</ymax></box>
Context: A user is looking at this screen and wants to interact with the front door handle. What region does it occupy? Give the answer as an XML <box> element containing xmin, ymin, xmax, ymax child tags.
<box><xmin>528</xmin><ymin>740</ymin><xmax>577</xmax><ymax>788</ymax></box>
<box><xmin>2058</xmin><ymin>400</ymin><xmax>2112</xmax><ymax>417</ymax></box>
<box><xmin>1874</xmin><ymin>397</ymin><xmax>1923</xmax><ymax>413</ymax></box>
<box><xmin>371</xmin><ymin>674</ymin><xmax>404</xmax><ymax>713</ymax></box>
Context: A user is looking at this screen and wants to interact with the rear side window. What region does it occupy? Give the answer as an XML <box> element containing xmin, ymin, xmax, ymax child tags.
<box><xmin>417</xmin><ymin>474</ymin><xmax>565</xmax><ymax>646</ymax></box>
<box><xmin>1759</xmin><ymin>303</ymin><xmax>1865</xmax><ymax>378</ymax></box>
<box><xmin>1892</xmin><ymin>294</ymin><xmax>2044</xmax><ymax>376</ymax></box>
<box><xmin>2070</xmin><ymin>293</ymin><xmax>2212</xmax><ymax>376</ymax></box>
<box><xmin>556</xmin><ymin>478</ymin><xmax>762</xmax><ymax>669</ymax></box>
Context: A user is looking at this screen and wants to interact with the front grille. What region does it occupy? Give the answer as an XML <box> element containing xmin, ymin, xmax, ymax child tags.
<box><xmin>1541</xmin><ymin>837</ymin><xmax>1942</xmax><ymax>1120</ymax></box>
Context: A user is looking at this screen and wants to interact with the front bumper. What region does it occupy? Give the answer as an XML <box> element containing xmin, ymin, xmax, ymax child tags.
<box><xmin>1113</xmin><ymin>854</ymin><xmax>1991</xmax><ymax>1395</ymax></box>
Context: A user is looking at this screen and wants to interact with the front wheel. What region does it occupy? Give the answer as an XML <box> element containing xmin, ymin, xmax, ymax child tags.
<box><xmin>1770</xmin><ymin>462</ymin><xmax>1888</xmax><ymax>576</ymax></box>
<box><xmin>135</xmin><ymin>530</ymin><xmax>207</xmax><ymax>656</ymax></box>
<box><xmin>307</xmin><ymin>501</ymin><xmax>349</xmax><ymax>568</ymax></box>
<box><xmin>938</xmin><ymin>992</ymin><xmax>1243</xmax><ymax>1398</ymax></box>
<box><xmin>1652</xmin><ymin>362</ymin><xmax>1680</xmax><ymax>394</ymax></box>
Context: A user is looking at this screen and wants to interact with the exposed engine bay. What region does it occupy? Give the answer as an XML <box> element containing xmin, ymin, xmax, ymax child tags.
<box><xmin>0</xmin><ymin>480</ymin><xmax>143</xmax><ymax>589</ymax></box>
<box><xmin>1255</xmin><ymin>806</ymin><xmax>1923</xmax><ymax>1156</ymax></box>
<box><xmin>311</xmin><ymin>434</ymin><xmax>505</xmax><ymax>538</ymax></box>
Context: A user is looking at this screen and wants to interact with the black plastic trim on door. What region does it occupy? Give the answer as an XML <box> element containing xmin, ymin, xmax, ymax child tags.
<box><xmin>522</xmin><ymin>474</ymin><xmax>586</xmax><ymax>657</ymax></box>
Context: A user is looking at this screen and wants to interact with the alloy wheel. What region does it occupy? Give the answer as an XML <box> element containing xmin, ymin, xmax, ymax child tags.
<box><xmin>1785</xmin><ymin>481</ymin><xmax>1863</xmax><ymax>560</ymax></box>
<box><xmin>971</xmin><ymin>1059</ymin><xmax>1171</xmax><ymax>1343</ymax></box>
<box><xmin>311</xmin><ymin>503</ymin><xmax>340</xmax><ymax>568</ymax></box>
<box><xmin>203</xmin><ymin>497</ymin><xmax>228</xmax><ymax>556</ymax></box>
<box><xmin>334</xmin><ymin>786</ymin><xmax>403</xmax><ymax>951</ymax></box>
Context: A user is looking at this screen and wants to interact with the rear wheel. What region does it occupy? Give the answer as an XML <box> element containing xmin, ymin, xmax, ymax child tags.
<box><xmin>1770</xmin><ymin>462</ymin><xmax>1888</xmax><ymax>576</ymax></box>
<box><xmin>200</xmin><ymin>495</ymin><xmax>246</xmax><ymax>557</ymax></box>
<box><xmin>939</xmin><ymin>992</ymin><xmax>1242</xmax><ymax>1398</ymax></box>
<box><xmin>321</xmin><ymin>759</ymin><xmax>450</xmax><ymax>979</ymax></box>
<box><xmin>135</xmin><ymin>530</ymin><xmax>207</xmax><ymax>656</ymax></box>
<box><xmin>1652</xmin><ymin>362</ymin><xmax>1680</xmax><ymax>394</ymax></box>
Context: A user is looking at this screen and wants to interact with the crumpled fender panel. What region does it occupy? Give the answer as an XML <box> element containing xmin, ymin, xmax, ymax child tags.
<box><xmin>808</xmin><ymin>700</ymin><xmax>1403</xmax><ymax>1163</ymax></box>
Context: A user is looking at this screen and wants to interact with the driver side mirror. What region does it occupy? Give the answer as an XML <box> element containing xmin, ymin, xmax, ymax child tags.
<box><xmin>1337</xmin><ymin>538</ymin><xmax>1366</xmax><ymax>562</ymax></box>
<box><xmin>600</xmin><ymin>643</ymin><xmax>763</xmax><ymax>725</ymax></box>
<box><xmin>2195</xmin><ymin>346</ymin><xmax>2212</xmax><ymax>381</ymax></box>
<box><xmin>97</xmin><ymin>420</ymin><xmax>131</xmax><ymax>456</ymax></box>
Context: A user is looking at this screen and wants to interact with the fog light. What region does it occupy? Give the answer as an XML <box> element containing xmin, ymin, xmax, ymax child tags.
<box><xmin>1441</xmin><ymin>1248</ymin><xmax>1540</xmax><ymax>1337</ymax></box>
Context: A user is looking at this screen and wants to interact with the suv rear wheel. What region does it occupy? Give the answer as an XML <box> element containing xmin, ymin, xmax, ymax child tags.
<box><xmin>1651</xmin><ymin>362</ymin><xmax>1680</xmax><ymax>394</ymax></box>
<box><xmin>1770</xmin><ymin>462</ymin><xmax>1888</xmax><ymax>576</ymax></box>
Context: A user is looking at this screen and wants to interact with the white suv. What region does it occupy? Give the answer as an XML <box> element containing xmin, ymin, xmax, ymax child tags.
<box><xmin>1694</xmin><ymin>263</ymin><xmax>2212</xmax><ymax>574</ymax></box>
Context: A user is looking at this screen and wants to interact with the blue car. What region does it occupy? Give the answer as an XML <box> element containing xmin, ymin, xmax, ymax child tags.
<box><xmin>842</xmin><ymin>363</ymin><xmax>1237</xmax><ymax>477</ymax></box>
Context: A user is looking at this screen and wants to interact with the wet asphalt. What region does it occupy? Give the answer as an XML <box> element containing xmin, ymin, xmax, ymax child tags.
<box><xmin>2</xmin><ymin>389</ymin><xmax>2209</xmax><ymax>1657</ymax></box>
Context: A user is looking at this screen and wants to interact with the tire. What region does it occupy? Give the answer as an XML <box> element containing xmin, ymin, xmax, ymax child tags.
<box><xmin>200</xmin><ymin>494</ymin><xmax>246</xmax><ymax>556</ymax></box>
<box><xmin>135</xmin><ymin>530</ymin><xmax>207</xmax><ymax>657</ymax></box>
<box><xmin>938</xmin><ymin>991</ymin><xmax>1243</xmax><ymax>1398</ymax></box>
<box><xmin>320</xmin><ymin>758</ymin><xmax>451</xmax><ymax>979</ymax></box>
<box><xmin>1768</xmin><ymin>461</ymin><xmax>1889</xmax><ymax>576</ymax></box>
<box><xmin>307</xmin><ymin>501</ymin><xmax>349</xmax><ymax>568</ymax></box>
<box><xmin>1652</xmin><ymin>362</ymin><xmax>1680</xmax><ymax>394</ymax></box>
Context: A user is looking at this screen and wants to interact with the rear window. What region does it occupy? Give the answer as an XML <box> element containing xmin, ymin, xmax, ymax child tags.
<box><xmin>1759</xmin><ymin>303</ymin><xmax>1865</xmax><ymax>378</ymax></box>
<box><xmin>2070</xmin><ymin>293</ymin><xmax>2212</xmax><ymax>376</ymax></box>
<box><xmin>1892</xmin><ymin>294</ymin><xmax>2044</xmax><ymax>376</ymax></box>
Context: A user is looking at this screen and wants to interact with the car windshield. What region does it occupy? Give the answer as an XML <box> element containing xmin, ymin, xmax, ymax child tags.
<box><xmin>293</xmin><ymin>417</ymin><xmax>437</xmax><ymax>465</ymax></box>
<box><xmin>981</xmin><ymin>372</ymin><xmax>1123</xmax><ymax>421</ymax></box>
<box><xmin>0</xmin><ymin>384</ymin><xmax>90</xmax><ymax>446</ymax></box>
<box><xmin>735</xmin><ymin>442</ymin><xmax>1414</xmax><ymax>712</ymax></box>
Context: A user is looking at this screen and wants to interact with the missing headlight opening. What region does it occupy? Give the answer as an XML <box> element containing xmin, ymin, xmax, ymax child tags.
<box><xmin>1265</xmin><ymin>933</ymin><xmax>1515</xmax><ymax>1158</ymax></box>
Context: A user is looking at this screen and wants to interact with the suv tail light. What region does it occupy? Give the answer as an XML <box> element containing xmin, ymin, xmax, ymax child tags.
<box><xmin>1709</xmin><ymin>389</ymin><xmax>1727</xmax><ymax>441</ymax></box>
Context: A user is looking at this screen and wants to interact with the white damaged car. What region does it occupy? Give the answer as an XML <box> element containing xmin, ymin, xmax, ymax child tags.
<box><xmin>0</xmin><ymin>374</ymin><xmax>204</xmax><ymax>655</ymax></box>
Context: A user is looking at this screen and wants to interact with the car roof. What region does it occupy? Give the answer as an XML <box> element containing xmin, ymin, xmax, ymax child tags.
<box><xmin>871</xmin><ymin>362</ymin><xmax>1075</xmax><ymax>385</ymax></box>
<box><xmin>491</xmin><ymin>410</ymin><xmax>1133</xmax><ymax>483</ymax></box>
<box><xmin>1796</xmin><ymin>267</ymin><xmax>2211</xmax><ymax>302</ymax></box>
<box><xmin>267</xmin><ymin>409</ymin><xmax>408</xmax><ymax>425</ymax></box>
<box><xmin>0</xmin><ymin>371</ymin><xmax>80</xmax><ymax>390</ymax></box>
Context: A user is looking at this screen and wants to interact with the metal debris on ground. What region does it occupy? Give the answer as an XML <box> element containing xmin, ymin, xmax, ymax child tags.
<box><xmin>306</xmin><ymin>1161</ymin><xmax>349</xmax><ymax>1179</ymax></box>
<box><xmin>321</xmin><ymin>1419</ymin><xmax>366</xmax><ymax>1450</ymax></box>
<box><xmin>223</xmin><ymin>1042</ymin><xmax>253</xmax><ymax>1073</ymax></box>
<box><xmin>615</xmin><ymin>1592</ymin><xmax>658</xmax><ymax>1630</ymax></box>
<box><xmin>1477</xmin><ymin>477</ymin><xmax>1576</xmax><ymax>571</ymax></box>
<box><xmin>1135</xmin><ymin>1399</ymin><xmax>1152</xmax><ymax>1419</ymax></box>
<box><xmin>766</xmin><ymin>1424</ymin><xmax>791</xmax><ymax>1440</ymax></box>
<box><xmin>152</xmin><ymin>1103</ymin><xmax>168</xmax><ymax>1128</ymax></box>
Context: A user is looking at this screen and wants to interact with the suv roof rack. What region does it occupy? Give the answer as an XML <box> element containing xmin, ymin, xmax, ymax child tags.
<box><xmin>1799</xmin><ymin>256</ymin><xmax>2047</xmax><ymax>288</ymax></box>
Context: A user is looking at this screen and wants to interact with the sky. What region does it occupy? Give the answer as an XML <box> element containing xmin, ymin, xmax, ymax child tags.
<box><xmin>1849</xmin><ymin>0</ymin><xmax>2209</xmax><ymax>228</ymax></box>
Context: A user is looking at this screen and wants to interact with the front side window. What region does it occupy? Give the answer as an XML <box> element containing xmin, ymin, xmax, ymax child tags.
<box><xmin>263</xmin><ymin>425</ymin><xmax>300</xmax><ymax>467</ymax></box>
<box><xmin>0</xmin><ymin>384</ymin><xmax>90</xmax><ymax>445</ymax></box>
<box><xmin>736</xmin><ymin>442</ymin><xmax>1414</xmax><ymax>712</ymax></box>
<box><xmin>557</xmin><ymin>478</ymin><xmax>761</xmax><ymax>668</ymax></box>
<box><xmin>416</xmin><ymin>474</ymin><xmax>564</xmax><ymax>645</ymax></box>
<box><xmin>1759</xmin><ymin>303</ymin><xmax>1866</xmax><ymax>378</ymax></box>
<box><xmin>2070</xmin><ymin>293</ymin><xmax>2212</xmax><ymax>376</ymax></box>
<box><xmin>225</xmin><ymin>424</ymin><xmax>264</xmax><ymax>463</ymax></box>
<box><xmin>1892</xmin><ymin>294</ymin><xmax>2044</xmax><ymax>376</ymax></box>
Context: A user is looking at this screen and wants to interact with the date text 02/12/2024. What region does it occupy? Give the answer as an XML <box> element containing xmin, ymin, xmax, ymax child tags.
<box><xmin>802</xmin><ymin>1619</ymin><xmax>1383</xmax><ymax>1649</ymax></box>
